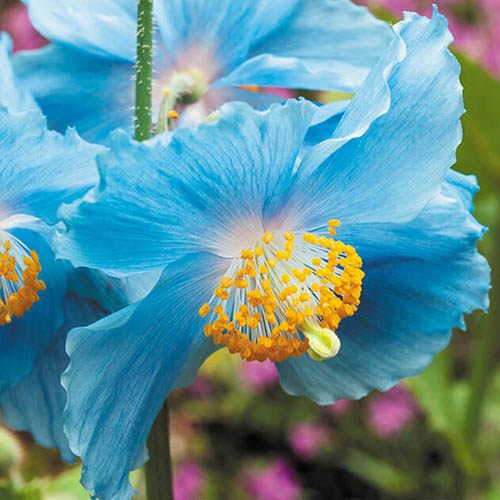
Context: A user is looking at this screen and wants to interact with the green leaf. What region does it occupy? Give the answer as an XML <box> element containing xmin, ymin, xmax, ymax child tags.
<box><xmin>0</xmin><ymin>428</ymin><xmax>23</xmax><ymax>476</ymax></box>
<box><xmin>455</xmin><ymin>53</ymin><xmax>500</xmax><ymax>193</ymax></box>
<box><xmin>341</xmin><ymin>449</ymin><xmax>417</xmax><ymax>495</ymax></box>
<box><xmin>0</xmin><ymin>480</ymin><xmax>42</xmax><ymax>500</ymax></box>
<box><xmin>406</xmin><ymin>351</ymin><xmax>481</xmax><ymax>475</ymax></box>
<box><xmin>42</xmin><ymin>467</ymin><xmax>89</xmax><ymax>500</ymax></box>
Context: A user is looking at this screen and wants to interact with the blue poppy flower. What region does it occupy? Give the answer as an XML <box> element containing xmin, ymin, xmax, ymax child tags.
<box><xmin>14</xmin><ymin>0</ymin><xmax>393</xmax><ymax>142</ymax></box>
<box><xmin>0</xmin><ymin>33</ymin><xmax>113</xmax><ymax>460</ymax></box>
<box><xmin>55</xmin><ymin>10</ymin><xmax>489</xmax><ymax>500</ymax></box>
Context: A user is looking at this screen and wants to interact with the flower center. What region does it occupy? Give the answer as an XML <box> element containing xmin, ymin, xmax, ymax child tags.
<box><xmin>0</xmin><ymin>237</ymin><xmax>45</xmax><ymax>326</ymax></box>
<box><xmin>157</xmin><ymin>69</ymin><xmax>207</xmax><ymax>133</ymax></box>
<box><xmin>199</xmin><ymin>221</ymin><xmax>364</xmax><ymax>363</ymax></box>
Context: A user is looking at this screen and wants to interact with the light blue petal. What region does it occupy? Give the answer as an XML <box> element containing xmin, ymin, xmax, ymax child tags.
<box><xmin>265</xmin><ymin>8</ymin><xmax>464</xmax><ymax>232</ymax></box>
<box><xmin>13</xmin><ymin>44</ymin><xmax>135</xmax><ymax>143</ymax></box>
<box><xmin>56</xmin><ymin>100</ymin><xmax>316</xmax><ymax>276</ymax></box>
<box><xmin>155</xmin><ymin>0</ymin><xmax>301</xmax><ymax>76</ymax></box>
<box><xmin>0</xmin><ymin>294</ymin><xmax>106</xmax><ymax>462</ymax></box>
<box><xmin>21</xmin><ymin>0</ymin><xmax>136</xmax><ymax>61</ymax></box>
<box><xmin>300</xmin><ymin>100</ymin><xmax>348</xmax><ymax>158</ymax></box>
<box><xmin>0</xmin><ymin>228</ymin><xmax>66</xmax><ymax>393</ymax></box>
<box><xmin>278</xmin><ymin>175</ymin><xmax>489</xmax><ymax>404</ymax></box>
<box><xmin>0</xmin><ymin>33</ymin><xmax>37</xmax><ymax>112</ymax></box>
<box><xmin>215</xmin><ymin>0</ymin><xmax>393</xmax><ymax>92</ymax></box>
<box><xmin>443</xmin><ymin>169</ymin><xmax>478</xmax><ymax>212</ymax></box>
<box><xmin>0</xmin><ymin>105</ymin><xmax>102</xmax><ymax>225</ymax></box>
<box><xmin>69</xmin><ymin>267</ymin><xmax>163</xmax><ymax>308</ymax></box>
<box><xmin>62</xmin><ymin>252</ymin><xmax>228</xmax><ymax>500</ymax></box>
<box><xmin>310</xmin><ymin>99</ymin><xmax>350</xmax><ymax>128</ymax></box>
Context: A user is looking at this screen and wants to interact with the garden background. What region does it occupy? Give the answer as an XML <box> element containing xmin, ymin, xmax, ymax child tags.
<box><xmin>0</xmin><ymin>1</ymin><xmax>499</xmax><ymax>499</ymax></box>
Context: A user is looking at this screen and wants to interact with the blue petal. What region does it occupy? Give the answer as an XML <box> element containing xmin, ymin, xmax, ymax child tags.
<box><xmin>13</xmin><ymin>44</ymin><xmax>135</xmax><ymax>143</ymax></box>
<box><xmin>215</xmin><ymin>0</ymin><xmax>394</xmax><ymax>92</ymax></box>
<box><xmin>443</xmin><ymin>169</ymin><xmax>478</xmax><ymax>212</ymax></box>
<box><xmin>0</xmin><ymin>105</ymin><xmax>102</xmax><ymax>225</ymax></box>
<box><xmin>0</xmin><ymin>294</ymin><xmax>106</xmax><ymax>462</ymax></box>
<box><xmin>278</xmin><ymin>174</ymin><xmax>489</xmax><ymax>404</ymax></box>
<box><xmin>0</xmin><ymin>33</ymin><xmax>37</xmax><ymax>112</ymax></box>
<box><xmin>265</xmin><ymin>8</ymin><xmax>464</xmax><ymax>231</ymax></box>
<box><xmin>301</xmin><ymin>100</ymin><xmax>349</xmax><ymax>157</ymax></box>
<box><xmin>155</xmin><ymin>0</ymin><xmax>301</xmax><ymax>76</ymax></box>
<box><xmin>21</xmin><ymin>0</ymin><xmax>136</xmax><ymax>61</ymax></box>
<box><xmin>56</xmin><ymin>99</ymin><xmax>316</xmax><ymax>276</ymax></box>
<box><xmin>69</xmin><ymin>267</ymin><xmax>163</xmax><ymax>307</ymax></box>
<box><xmin>62</xmin><ymin>252</ymin><xmax>228</xmax><ymax>500</ymax></box>
<box><xmin>0</xmin><ymin>228</ymin><xmax>66</xmax><ymax>393</ymax></box>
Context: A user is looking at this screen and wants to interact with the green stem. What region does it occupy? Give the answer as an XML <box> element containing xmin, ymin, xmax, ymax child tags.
<box><xmin>134</xmin><ymin>0</ymin><xmax>153</xmax><ymax>141</ymax></box>
<box><xmin>463</xmin><ymin>214</ymin><xmax>500</xmax><ymax>446</ymax></box>
<box><xmin>145</xmin><ymin>401</ymin><xmax>174</xmax><ymax>500</ymax></box>
<box><xmin>133</xmin><ymin>2</ymin><xmax>173</xmax><ymax>497</ymax></box>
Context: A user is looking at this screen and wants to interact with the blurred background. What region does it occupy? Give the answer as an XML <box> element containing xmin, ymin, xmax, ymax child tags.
<box><xmin>0</xmin><ymin>0</ymin><xmax>499</xmax><ymax>499</ymax></box>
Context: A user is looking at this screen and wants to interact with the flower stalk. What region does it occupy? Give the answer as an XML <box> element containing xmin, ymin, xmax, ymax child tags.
<box><xmin>145</xmin><ymin>401</ymin><xmax>174</xmax><ymax>500</ymax></box>
<box><xmin>134</xmin><ymin>1</ymin><xmax>174</xmax><ymax>498</ymax></box>
<box><xmin>134</xmin><ymin>0</ymin><xmax>154</xmax><ymax>141</ymax></box>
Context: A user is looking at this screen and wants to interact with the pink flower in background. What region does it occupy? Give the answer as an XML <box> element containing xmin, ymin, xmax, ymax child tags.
<box><xmin>288</xmin><ymin>422</ymin><xmax>330</xmax><ymax>460</ymax></box>
<box><xmin>358</xmin><ymin>0</ymin><xmax>500</xmax><ymax>77</ymax></box>
<box><xmin>173</xmin><ymin>462</ymin><xmax>205</xmax><ymax>500</ymax></box>
<box><xmin>324</xmin><ymin>399</ymin><xmax>354</xmax><ymax>417</ymax></box>
<box><xmin>261</xmin><ymin>87</ymin><xmax>296</xmax><ymax>99</ymax></box>
<box><xmin>184</xmin><ymin>375</ymin><xmax>213</xmax><ymax>399</ymax></box>
<box><xmin>240</xmin><ymin>359</ymin><xmax>279</xmax><ymax>391</ymax></box>
<box><xmin>367</xmin><ymin>385</ymin><xmax>418</xmax><ymax>440</ymax></box>
<box><xmin>243</xmin><ymin>460</ymin><xmax>301</xmax><ymax>500</ymax></box>
<box><xmin>0</xmin><ymin>3</ymin><xmax>45</xmax><ymax>52</ymax></box>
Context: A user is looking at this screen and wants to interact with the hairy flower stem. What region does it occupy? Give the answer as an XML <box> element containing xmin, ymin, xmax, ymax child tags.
<box><xmin>134</xmin><ymin>1</ymin><xmax>173</xmax><ymax>497</ymax></box>
<box><xmin>463</xmin><ymin>215</ymin><xmax>500</xmax><ymax>449</ymax></box>
<box><xmin>134</xmin><ymin>0</ymin><xmax>153</xmax><ymax>141</ymax></box>
<box><xmin>146</xmin><ymin>401</ymin><xmax>174</xmax><ymax>500</ymax></box>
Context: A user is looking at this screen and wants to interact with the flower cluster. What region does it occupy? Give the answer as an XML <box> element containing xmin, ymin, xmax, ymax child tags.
<box><xmin>0</xmin><ymin>1</ymin><xmax>490</xmax><ymax>500</ymax></box>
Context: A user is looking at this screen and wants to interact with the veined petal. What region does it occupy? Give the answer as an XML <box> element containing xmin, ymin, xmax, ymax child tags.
<box><xmin>265</xmin><ymin>8</ymin><xmax>464</xmax><ymax>231</ymax></box>
<box><xmin>0</xmin><ymin>33</ymin><xmax>37</xmax><ymax>112</ymax></box>
<box><xmin>56</xmin><ymin>100</ymin><xmax>316</xmax><ymax>277</ymax></box>
<box><xmin>0</xmin><ymin>228</ymin><xmax>66</xmax><ymax>393</ymax></box>
<box><xmin>13</xmin><ymin>44</ymin><xmax>135</xmax><ymax>143</ymax></box>
<box><xmin>62</xmin><ymin>253</ymin><xmax>228</xmax><ymax>500</ymax></box>
<box><xmin>155</xmin><ymin>0</ymin><xmax>301</xmax><ymax>77</ymax></box>
<box><xmin>0</xmin><ymin>105</ymin><xmax>102</xmax><ymax>225</ymax></box>
<box><xmin>0</xmin><ymin>294</ymin><xmax>106</xmax><ymax>462</ymax></box>
<box><xmin>215</xmin><ymin>0</ymin><xmax>394</xmax><ymax>92</ymax></box>
<box><xmin>21</xmin><ymin>0</ymin><xmax>136</xmax><ymax>61</ymax></box>
<box><xmin>278</xmin><ymin>174</ymin><xmax>489</xmax><ymax>403</ymax></box>
<box><xmin>300</xmin><ymin>100</ymin><xmax>349</xmax><ymax>160</ymax></box>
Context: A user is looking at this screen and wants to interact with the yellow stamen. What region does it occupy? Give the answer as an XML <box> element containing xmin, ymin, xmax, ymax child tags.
<box><xmin>263</xmin><ymin>232</ymin><xmax>274</xmax><ymax>244</ymax></box>
<box><xmin>198</xmin><ymin>224</ymin><xmax>363</xmax><ymax>363</ymax></box>
<box><xmin>168</xmin><ymin>110</ymin><xmax>179</xmax><ymax>119</ymax></box>
<box><xmin>199</xmin><ymin>303</ymin><xmax>211</xmax><ymax>317</ymax></box>
<box><xmin>239</xmin><ymin>84</ymin><xmax>259</xmax><ymax>93</ymax></box>
<box><xmin>328</xmin><ymin>219</ymin><xmax>341</xmax><ymax>236</ymax></box>
<box><xmin>0</xmin><ymin>240</ymin><xmax>45</xmax><ymax>326</ymax></box>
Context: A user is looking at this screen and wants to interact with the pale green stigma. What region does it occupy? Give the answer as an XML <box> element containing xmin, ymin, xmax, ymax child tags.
<box><xmin>157</xmin><ymin>69</ymin><xmax>207</xmax><ymax>133</ymax></box>
<box><xmin>302</xmin><ymin>323</ymin><xmax>341</xmax><ymax>361</ymax></box>
<box><xmin>203</xmin><ymin>109</ymin><xmax>221</xmax><ymax>124</ymax></box>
